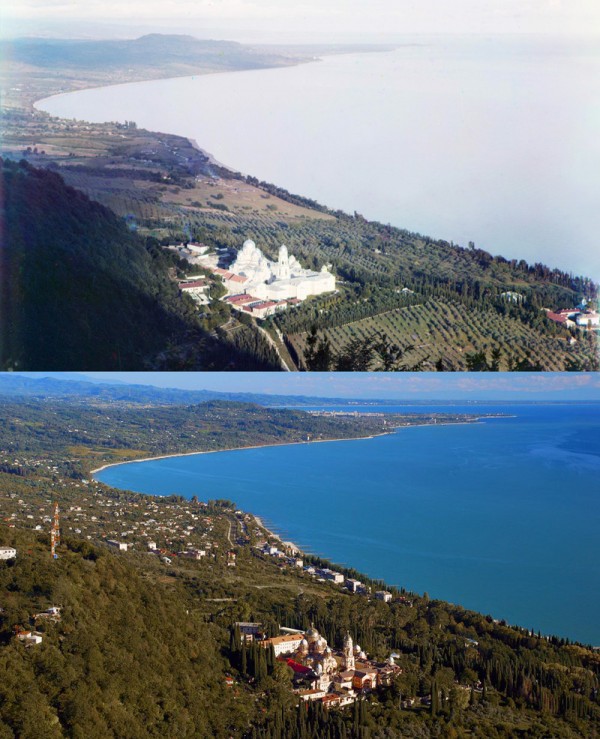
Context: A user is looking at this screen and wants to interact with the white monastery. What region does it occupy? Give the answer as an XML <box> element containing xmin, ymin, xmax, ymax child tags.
<box><xmin>228</xmin><ymin>240</ymin><xmax>335</xmax><ymax>302</ymax></box>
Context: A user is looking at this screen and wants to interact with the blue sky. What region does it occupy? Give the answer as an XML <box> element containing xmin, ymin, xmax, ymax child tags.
<box><xmin>20</xmin><ymin>372</ymin><xmax>600</xmax><ymax>401</ymax></box>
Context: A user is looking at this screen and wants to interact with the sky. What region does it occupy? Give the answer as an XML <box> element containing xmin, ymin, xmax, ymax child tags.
<box><xmin>3</xmin><ymin>0</ymin><xmax>600</xmax><ymax>42</ymax></box>
<box><xmin>19</xmin><ymin>372</ymin><xmax>600</xmax><ymax>401</ymax></box>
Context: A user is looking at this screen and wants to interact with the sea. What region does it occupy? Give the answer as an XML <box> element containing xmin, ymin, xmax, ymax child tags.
<box><xmin>95</xmin><ymin>402</ymin><xmax>600</xmax><ymax>645</ymax></box>
<box><xmin>36</xmin><ymin>35</ymin><xmax>600</xmax><ymax>281</ymax></box>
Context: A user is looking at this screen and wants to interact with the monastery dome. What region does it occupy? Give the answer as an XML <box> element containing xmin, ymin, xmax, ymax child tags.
<box><xmin>306</xmin><ymin>627</ymin><xmax>320</xmax><ymax>642</ymax></box>
<box><xmin>242</xmin><ymin>239</ymin><xmax>256</xmax><ymax>250</ymax></box>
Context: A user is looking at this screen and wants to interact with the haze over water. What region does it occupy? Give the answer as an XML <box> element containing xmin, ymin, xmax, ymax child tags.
<box><xmin>96</xmin><ymin>403</ymin><xmax>600</xmax><ymax>645</ymax></box>
<box><xmin>38</xmin><ymin>35</ymin><xmax>600</xmax><ymax>281</ymax></box>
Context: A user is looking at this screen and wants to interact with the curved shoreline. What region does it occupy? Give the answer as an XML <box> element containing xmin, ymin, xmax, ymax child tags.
<box><xmin>90</xmin><ymin>430</ymin><xmax>392</xmax><ymax>475</ymax></box>
<box><xmin>90</xmin><ymin>417</ymin><xmax>493</xmax><ymax>476</ymax></box>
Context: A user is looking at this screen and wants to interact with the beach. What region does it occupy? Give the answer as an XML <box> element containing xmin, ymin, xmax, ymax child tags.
<box><xmin>94</xmin><ymin>403</ymin><xmax>600</xmax><ymax>644</ymax></box>
<box><xmin>89</xmin><ymin>417</ymin><xmax>489</xmax><ymax>476</ymax></box>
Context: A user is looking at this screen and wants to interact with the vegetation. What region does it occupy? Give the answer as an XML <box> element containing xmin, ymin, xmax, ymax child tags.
<box><xmin>0</xmin><ymin>393</ymin><xmax>598</xmax><ymax>737</ymax></box>
<box><xmin>0</xmin><ymin>158</ymin><xmax>279</xmax><ymax>371</ymax></box>
<box><xmin>0</xmin><ymin>34</ymin><xmax>597</xmax><ymax>371</ymax></box>
<box><xmin>0</xmin><ymin>395</ymin><xmax>477</xmax><ymax>479</ymax></box>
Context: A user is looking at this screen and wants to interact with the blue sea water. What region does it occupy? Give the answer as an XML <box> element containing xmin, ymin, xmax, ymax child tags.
<box><xmin>96</xmin><ymin>403</ymin><xmax>600</xmax><ymax>644</ymax></box>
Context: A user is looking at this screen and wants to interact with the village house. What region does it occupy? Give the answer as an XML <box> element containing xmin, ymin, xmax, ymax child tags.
<box><xmin>0</xmin><ymin>546</ymin><xmax>17</xmax><ymax>560</ymax></box>
<box><xmin>107</xmin><ymin>540</ymin><xmax>128</xmax><ymax>552</ymax></box>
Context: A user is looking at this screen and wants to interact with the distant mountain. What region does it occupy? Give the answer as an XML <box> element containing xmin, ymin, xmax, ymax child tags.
<box><xmin>3</xmin><ymin>34</ymin><xmax>303</xmax><ymax>73</ymax></box>
<box><xmin>0</xmin><ymin>373</ymin><xmax>344</xmax><ymax>406</ymax></box>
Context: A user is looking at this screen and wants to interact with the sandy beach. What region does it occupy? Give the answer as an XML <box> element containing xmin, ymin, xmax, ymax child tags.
<box><xmin>89</xmin><ymin>416</ymin><xmax>499</xmax><ymax>476</ymax></box>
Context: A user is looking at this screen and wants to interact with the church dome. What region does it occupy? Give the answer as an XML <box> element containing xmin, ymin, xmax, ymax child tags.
<box><xmin>242</xmin><ymin>239</ymin><xmax>256</xmax><ymax>250</ymax></box>
<box><xmin>306</xmin><ymin>626</ymin><xmax>320</xmax><ymax>642</ymax></box>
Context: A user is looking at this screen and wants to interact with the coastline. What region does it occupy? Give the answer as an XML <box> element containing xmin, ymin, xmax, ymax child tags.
<box><xmin>89</xmin><ymin>429</ymin><xmax>394</xmax><ymax>475</ymax></box>
<box><xmin>89</xmin><ymin>416</ymin><xmax>494</xmax><ymax>476</ymax></box>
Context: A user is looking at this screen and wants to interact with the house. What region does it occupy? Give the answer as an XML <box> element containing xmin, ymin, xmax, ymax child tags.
<box><xmin>375</xmin><ymin>591</ymin><xmax>393</xmax><ymax>603</ymax></box>
<box><xmin>183</xmin><ymin>549</ymin><xmax>206</xmax><ymax>560</ymax></box>
<box><xmin>345</xmin><ymin>578</ymin><xmax>363</xmax><ymax>593</ymax></box>
<box><xmin>178</xmin><ymin>279</ymin><xmax>210</xmax><ymax>304</ymax></box>
<box><xmin>0</xmin><ymin>547</ymin><xmax>17</xmax><ymax>560</ymax></box>
<box><xmin>107</xmin><ymin>540</ymin><xmax>128</xmax><ymax>552</ymax></box>
<box><xmin>16</xmin><ymin>630</ymin><xmax>43</xmax><ymax>646</ymax></box>
<box><xmin>320</xmin><ymin>569</ymin><xmax>344</xmax><ymax>584</ymax></box>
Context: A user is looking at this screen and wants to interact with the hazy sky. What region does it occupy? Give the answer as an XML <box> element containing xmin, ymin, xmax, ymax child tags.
<box><xmin>4</xmin><ymin>0</ymin><xmax>600</xmax><ymax>42</ymax></box>
<box><xmin>21</xmin><ymin>372</ymin><xmax>600</xmax><ymax>400</ymax></box>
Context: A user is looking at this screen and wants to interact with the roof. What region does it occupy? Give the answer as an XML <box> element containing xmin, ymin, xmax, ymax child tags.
<box><xmin>251</xmin><ymin>301</ymin><xmax>278</xmax><ymax>310</ymax></box>
<box><xmin>267</xmin><ymin>634</ymin><xmax>304</xmax><ymax>646</ymax></box>
<box><xmin>546</xmin><ymin>312</ymin><xmax>567</xmax><ymax>324</ymax></box>
<box><xmin>283</xmin><ymin>658</ymin><xmax>312</xmax><ymax>674</ymax></box>
<box><xmin>179</xmin><ymin>280</ymin><xmax>208</xmax><ymax>289</ymax></box>
<box><xmin>226</xmin><ymin>294</ymin><xmax>256</xmax><ymax>305</ymax></box>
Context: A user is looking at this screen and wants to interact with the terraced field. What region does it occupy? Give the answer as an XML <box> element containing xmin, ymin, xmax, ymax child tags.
<box><xmin>287</xmin><ymin>300</ymin><xmax>597</xmax><ymax>371</ymax></box>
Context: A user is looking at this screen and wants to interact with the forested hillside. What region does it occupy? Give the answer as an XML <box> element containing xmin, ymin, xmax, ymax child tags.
<box><xmin>0</xmin><ymin>395</ymin><xmax>598</xmax><ymax>737</ymax></box>
<box><xmin>0</xmin><ymin>159</ymin><xmax>279</xmax><ymax>371</ymax></box>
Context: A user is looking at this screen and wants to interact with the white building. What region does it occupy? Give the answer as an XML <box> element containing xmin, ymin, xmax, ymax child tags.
<box><xmin>178</xmin><ymin>279</ymin><xmax>210</xmax><ymax>305</ymax></box>
<box><xmin>320</xmin><ymin>568</ymin><xmax>344</xmax><ymax>584</ymax></box>
<box><xmin>227</xmin><ymin>240</ymin><xmax>335</xmax><ymax>302</ymax></box>
<box><xmin>0</xmin><ymin>547</ymin><xmax>17</xmax><ymax>560</ymax></box>
<box><xmin>375</xmin><ymin>591</ymin><xmax>393</xmax><ymax>603</ymax></box>
<box><xmin>107</xmin><ymin>540</ymin><xmax>128</xmax><ymax>552</ymax></box>
<box><xmin>17</xmin><ymin>631</ymin><xmax>43</xmax><ymax>646</ymax></box>
<box><xmin>261</xmin><ymin>634</ymin><xmax>305</xmax><ymax>656</ymax></box>
<box><xmin>575</xmin><ymin>311</ymin><xmax>599</xmax><ymax>328</ymax></box>
<box><xmin>345</xmin><ymin>578</ymin><xmax>364</xmax><ymax>593</ymax></box>
<box><xmin>183</xmin><ymin>549</ymin><xmax>206</xmax><ymax>560</ymax></box>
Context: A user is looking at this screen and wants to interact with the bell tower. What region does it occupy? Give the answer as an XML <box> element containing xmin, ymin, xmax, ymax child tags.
<box><xmin>343</xmin><ymin>631</ymin><xmax>355</xmax><ymax>670</ymax></box>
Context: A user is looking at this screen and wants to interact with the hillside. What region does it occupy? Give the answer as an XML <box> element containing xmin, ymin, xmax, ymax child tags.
<box><xmin>0</xmin><ymin>395</ymin><xmax>598</xmax><ymax>737</ymax></box>
<box><xmin>0</xmin><ymin>35</ymin><xmax>310</xmax><ymax>109</ymax></box>
<box><xmin>0</xmin><ymin>34</ymin><xmax>597</xmax><ymax>371</ymax></box>
<box><xmin>0</xmin><ymin>158</ymin><xmax>279</xmax><ymax>371</ymax></box>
